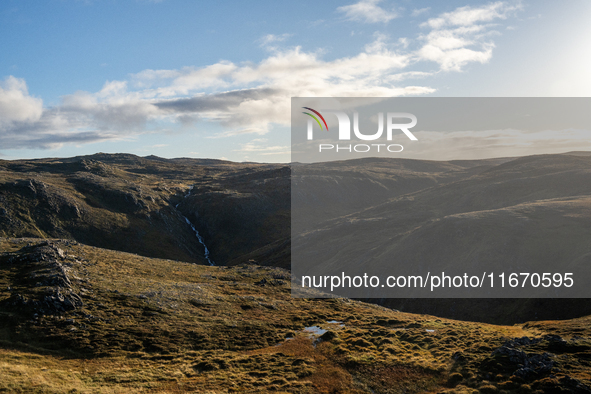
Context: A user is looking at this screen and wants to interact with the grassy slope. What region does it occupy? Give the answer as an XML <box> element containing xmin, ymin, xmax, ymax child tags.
<box><xmin>0</xmin><ymin>238</ymin><xmax>590</xmax><ymax>393</ymax></box>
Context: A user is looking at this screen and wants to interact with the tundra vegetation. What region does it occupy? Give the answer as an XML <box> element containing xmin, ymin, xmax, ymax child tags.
<box><xmin>0</xmin><ymin>153</ymin><xmax>590</xmax><ymax>392</ymax></box>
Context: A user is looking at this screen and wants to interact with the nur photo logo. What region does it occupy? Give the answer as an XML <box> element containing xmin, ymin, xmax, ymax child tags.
<box><xmin>302</xmin><ymin>107</ymin><xmax>418</xmax><ymax>153</ymax></box>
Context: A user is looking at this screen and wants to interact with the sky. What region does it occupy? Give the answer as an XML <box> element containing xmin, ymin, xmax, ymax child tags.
<box><xmin>1</xmin><ymin>0</ymin><xmax>590</xmax><ymax>162</ymax></box>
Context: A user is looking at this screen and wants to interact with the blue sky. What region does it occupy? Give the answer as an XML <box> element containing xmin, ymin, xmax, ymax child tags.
<box><xmin>1</xmin><ymin>0</ymin><xmax>590</xmax><ymax>162</ymax></box>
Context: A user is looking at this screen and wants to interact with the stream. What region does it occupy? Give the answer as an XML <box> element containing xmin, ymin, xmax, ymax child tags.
<box><xmin>176</xmin><ymin>186</ymin><xmax>215</xmax><ymax>266</ymax></box>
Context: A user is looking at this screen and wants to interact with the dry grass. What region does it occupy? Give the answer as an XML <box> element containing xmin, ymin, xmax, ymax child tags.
<box><xmin>0</xmin><ymin>238</ymin><xmax>589</xmax><ymax>393</ymax></box>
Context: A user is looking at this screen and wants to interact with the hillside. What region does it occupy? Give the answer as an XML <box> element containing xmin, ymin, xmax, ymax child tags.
<box><xmin>0</xmin><ymin>154</ymin><xmax>289</xmax><ymax>267</ymax></box>
<box><xmin>292</xmin><ymin>153</ymin><xmax>591</xmax><ymax>322</ymax></box>
<box><xmin>0</xmin><ymin>238</ymin><xmax>590</xmax><ymax>393</ymax></box>
<box><xmin>2</xmin><ymin>153</ymin><xmax>591</xmax><ymax>324</ymax></box>
<box><xmin>0</xmin><ymin>153</ymin><xmax>504</xmax><ymax>271</ymax></box>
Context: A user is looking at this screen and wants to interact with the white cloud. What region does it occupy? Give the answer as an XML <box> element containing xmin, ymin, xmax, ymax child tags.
<box><xmin>416</xmin><ymin>2</ymin><xmax>521</xmax><ymax>71</ymax></box>
<box><xmin>0</xmin><ymin>2</ymin><xmax>523</xmax><ymax>150</ymax></box>
<box><xmin>412</xmin><ymin>7</ymin><xmax>430</xmax><ymax>17</ymax></box>
<box><xmin>145</xmin><ymin>38</ymin><xmax>425</xmax><ymax>136</ymax></box>
<box><xmin>421</xmin><ymin>1</ymin><xmax>520</xmax><ymax>29</ymax></box>
<box><xmin>61</xmin><ymin>88</ymin><xmax>158</xmax><ymax>131</ymax></box>
<box><xmin>259</xmin><ymin>33</ymin><xmax>292</xmax><ymax>48</ymax></box>
<box><xmin>0</xmin><ymin>77</ymin><xmax>113</xmax><ymax>150</ymax></box>
<box><xmin>337</xmin><ymin>0</ymin><xmax>398</xmax><ymax>24</ymax></box>
<box><xmin>0</xmin><ymin>76</ymin><xmax>159</xmax><ymax>150</ymax></box>
<box><xmin>0</xmin><ymin>76</ymin><xmax>43</xmax><ymax>126</ymax></box>
<box><xmin>398</xmin><ymin>37</ymin><xmax>410</xmax><ymax>48</ymax></box>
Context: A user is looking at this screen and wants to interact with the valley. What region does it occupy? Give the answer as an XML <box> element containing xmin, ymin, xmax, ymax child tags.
<box><xmin>0</xmin><ymin>152</ymin><xmax>590</xmax><ymax>392</ymax></box>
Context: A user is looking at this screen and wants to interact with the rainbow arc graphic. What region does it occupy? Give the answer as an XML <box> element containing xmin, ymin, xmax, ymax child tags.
<box><xmin>302</xmin><ymin>107</ymin><xmax>329</xmax><ymax>131</ymax></box>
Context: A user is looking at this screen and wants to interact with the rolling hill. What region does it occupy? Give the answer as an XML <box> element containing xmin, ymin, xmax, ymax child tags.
<box><xmin>292</xmin><ymin>153</ymin><xmax>591</xmax><ymax>322</ymax></box>
<box><xmin>1</xmin><ymin>152</ymin><xmax>591</xmax><ymax>325</ymax></box>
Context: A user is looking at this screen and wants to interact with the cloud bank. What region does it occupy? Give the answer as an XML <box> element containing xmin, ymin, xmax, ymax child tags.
<box><xmin>0</xmin><ymin>2</ymin><xmax>521</xmax><ymax>151</ymax></box>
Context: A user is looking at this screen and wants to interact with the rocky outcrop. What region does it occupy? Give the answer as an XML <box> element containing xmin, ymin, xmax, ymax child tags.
<box><xmin>2</xmin><ymin>241</ymin><xmax>85</xmax><ymax>314</ymax></box>
<box><xmin>477</xmin><ymin>335</ymin><xmax>591</xmax><ymax>393</ymax></box>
